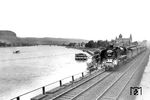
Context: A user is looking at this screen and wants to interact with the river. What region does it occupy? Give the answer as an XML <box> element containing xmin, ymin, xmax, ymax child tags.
<box><xmin>0</xmin><ymin>45</ymin><xmax>89</xmax><ymax>100</ymax></box>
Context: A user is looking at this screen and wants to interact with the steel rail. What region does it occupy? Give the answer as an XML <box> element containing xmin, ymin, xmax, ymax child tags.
<box><xmin>115</xmin><ymin>51</ymin><xmax>148</xmax><ymax>100</ymax></box>
<box><xmin>49</xmin><ymin>51</ymin><xmax>143</xmax><ymax>100</ymax></box>
<box><xmin>95</xmin><ymin>51</ymin><xmax>147</xmax><ymax>100</ymax></box>
<box><xmin>71</xmin><ymin>51</ymin><xmax>145</xmax><ymax>100</ymax></box>
<box><xmin>48</xmin><ymin>70</ymin><xmax>106</xmax><ymax>100</ymax></box>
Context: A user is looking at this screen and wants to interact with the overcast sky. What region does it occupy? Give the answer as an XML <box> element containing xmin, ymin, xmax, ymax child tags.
<box><xmin>0</xmin><ymin>0</ymin><xmax>150</xmax><ymax>41</ymax></box>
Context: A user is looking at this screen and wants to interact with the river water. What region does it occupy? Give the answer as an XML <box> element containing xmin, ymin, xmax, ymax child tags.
<box><xmin>0</xmin><ymin>46</ymin><xmax>89</xmax><ymax>100</ymax></box>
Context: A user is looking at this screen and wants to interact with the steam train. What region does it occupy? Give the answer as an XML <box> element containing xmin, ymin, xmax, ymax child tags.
<box><xmin>87</xmin><ymin>45</ymin><xmax>146</xmax><ymax>72</ymax></box>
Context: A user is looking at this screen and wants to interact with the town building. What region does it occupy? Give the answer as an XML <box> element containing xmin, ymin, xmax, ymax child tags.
<box><xmin>115</xmin><ymin>34</ymin><xmax>132</xmax><ymax>46</ymax></box>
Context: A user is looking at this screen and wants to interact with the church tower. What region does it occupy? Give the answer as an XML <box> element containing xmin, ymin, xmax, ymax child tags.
<box><xmin>130</xmin><ymin>34</ymin><xmax>132</xmax><ymax>42</ymax></box>
<box><xmin>115</xmin><ymin>36</ymin><xmax>117</xmax><ymax>40</ymax></box>
<box><xmin>119</xmin><ymin>34</ymin><xmax>122</xmax><ymax>38</ymax></box>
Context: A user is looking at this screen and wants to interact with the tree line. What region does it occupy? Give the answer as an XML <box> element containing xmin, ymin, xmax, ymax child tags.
<box><xmin>67</xmin><ymin>40</ymin><xmax>110</xmax><ymax>48</ymax></box>
<box><xmin>85</xmin><ymin>40</ymin><xmax>109</xmax><ymax>48</ymax></box>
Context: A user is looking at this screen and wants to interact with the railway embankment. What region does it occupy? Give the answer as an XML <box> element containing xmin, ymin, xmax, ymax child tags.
<box><xmin>29</xmin><ymin>50</ymin><xmax>149</xmax><ymax>100</ymax></box>
<box><xmin>32</xmin><ymin>50</ymin><xmax>149</xmax><ymax>100</ymax></box>
<box><xmin>117</xmin><ymin>50</ymin><xmax>150</xmax><ymax>100</ymax></box>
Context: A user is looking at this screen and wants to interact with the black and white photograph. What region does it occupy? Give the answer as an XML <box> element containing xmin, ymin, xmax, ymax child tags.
<box><xmin>0</xmin><ymin>0</ymin><xmax>150</xmax><ymax>100</ymax></box>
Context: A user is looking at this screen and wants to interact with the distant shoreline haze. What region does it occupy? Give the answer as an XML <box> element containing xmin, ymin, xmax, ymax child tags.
<box><xmin>0</xmin><ymin>30</ymin><xmax>88</xmax><ymax>47</ymax></box>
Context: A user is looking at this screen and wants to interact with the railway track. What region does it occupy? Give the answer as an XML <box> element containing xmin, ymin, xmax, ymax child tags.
<box><xmin>74</xmin><ymin>51</ymin><xmax>147</xmax><ymax>100</ymax></box>
<box><xmin>41</xmin><ymin>51</ymin><xmax>147</xmax><ymax>100</ymax></box>
<box><xmin>96</xmin><ymin>51</ymin><xmax>147</xmax><ymax>100</ymax></box>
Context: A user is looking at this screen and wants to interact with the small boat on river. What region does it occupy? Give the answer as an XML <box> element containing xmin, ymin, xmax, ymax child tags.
<box><xmin>13</xmin><ymin>50</ymin><xmax>20</xmax><ymax>54</ymax></box>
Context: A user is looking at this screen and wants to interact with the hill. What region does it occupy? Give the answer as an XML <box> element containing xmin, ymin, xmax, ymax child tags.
<box><xmin>19</xmin><ymin>37</ymin><xmax>88</xmax><ymax>46</ymax></box>
<box><xmin>0</xmin><ymin>30</ymin><xmax>88</xmax><ymax>46</ymax></box>
<box><xmin>0</xmin><ymin>30</ymin><xmax>19</xmax><ymax>43</ymax></box>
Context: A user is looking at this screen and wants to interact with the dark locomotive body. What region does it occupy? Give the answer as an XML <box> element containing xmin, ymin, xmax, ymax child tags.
<box><xmin>100</xmin><ymin>47</ymin><xmax>118</xmax><ymax>71</ymax></box>
<box><xmin>87</xmin><ymin>45</ymin><xmax>146</xmax><ymax>72</ymax></box>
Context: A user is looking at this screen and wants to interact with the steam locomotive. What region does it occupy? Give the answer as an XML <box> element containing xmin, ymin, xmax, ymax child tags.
<box><xmin>87</xmin><ymin>45</ymin><xmax>146</xmax><ymax>72</ymax></box>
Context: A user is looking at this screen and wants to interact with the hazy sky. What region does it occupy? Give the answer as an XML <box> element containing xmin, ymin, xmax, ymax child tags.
<box><xmin>0</xmin><ymin>0</ymin><xmax>150</xmax><ymax>41</ymax></box>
